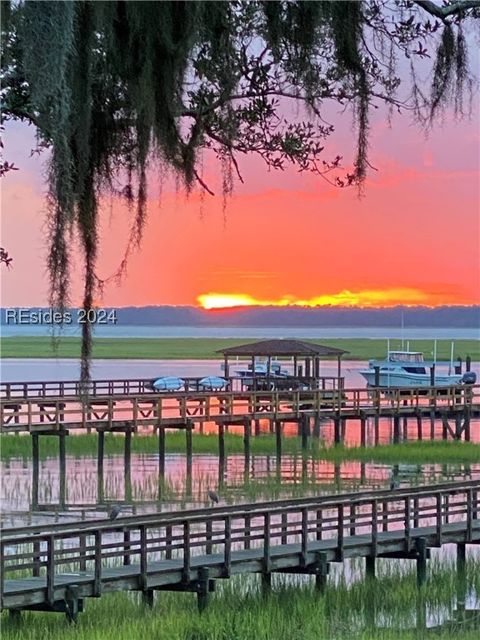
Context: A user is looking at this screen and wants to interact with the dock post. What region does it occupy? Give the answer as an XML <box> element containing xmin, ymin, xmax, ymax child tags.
<box><xmin>275</xmin><ymin>420</ymin><xmax>282</xmax><ymax>463</ymax></box>
<box><xmin>142</xmin><ymin>589</ymin><xmax>154</xmax><ymax>608</ymax></box>
<box><xmin>456</xmin><ymin>543</ymin><xmax>467</xmax><ymax>618</ymax></box>
<box><xmin>374</xmin><ymin>412</ymin><xmax>380</xmax><ymax>445</ymax></box>
<box><xmin>313</xmin><ymin>414</ymin><xmax>321</xmax><ymax>438</ymax></box>
<box><xmin>429</xmin><ymin>409</ymin><xmax>436</xmax><ymax>440</ymax></box>
<box><xmin>416</xmin><ymin>411</ymin><xmax>423</xmax><ymax>440</ymax></box>
<box><xmin>186</xmin><ymin>420</ymin><xmax>193</xmax><ymax>474</ymax></box>
<box><xmin>334</xmin><ymin>417</ymin><xmax>341</xmax><ymax>445</ymax></box>
<box><xmin>97</xmin><ymin>430</ymin><xmax>105</xmax><ymax>503</ymax></box>
<box><xmin>464</xmin><ymin>407</ymin><xmax>471</xmax><ymax>442</ymax></box>
<box><xmin>59</xmin><ymin>431</ymin><xmax>66</xmax><ymax>508</ymax></box>
<box><xmin>360</xmin><ymin>414</ymin><xmax>366</xmax><ymax>447</ymax></box>
<box><xmin>158</xmin><ymin>426</ymin><xmax>166</xmax><ymax>478</ymax></box>
<box><xmin>218</xmin><ymin>423</ymin><xmax>225</xmax><ymax>465</ymax></box>
<box><xmin>301</xmin><ymin>415</ymin><xmax>309</xmax><ymax>450</ymax></box>
<box><xmin>254</xmin><ymin>419</ymin><xmax>261</xmax><ymax>436</ymax></box>
<box><xmin>365</xmin><ymin>555</ymin><xmax>376</xmax><ymax>579</ymax></box>
<box><xmin>441</xmin><ymin>412</ymin><xmax>449</xmax><ymax>440</ymax></box>
<box><xmin>197</xmin><ymin>567</ymin><xmax>211</xmax><ymax>612</ymax></box>
<box><xmin>416</xmin><ymin>538</ymin><xmax>428</xmax><ymax>587</ymax></box>
<box><xmin>393</xmin><ymin>414</ymin><xmax>401</xmax><ymax>444</ymax></box>
<box><xmin>32</xmin><ymin>433</ymin><xmax>39</xmax><ymax>510</ymax></box>
<box><xmin>314</xmin><ymin>552</ymin><xmax>329</xmax><ymax>594</ymax></box>
<box><xmin>124</xmin><ymin>426</ymin><xmax>132</xmax><ymax>471</ymax></box>
<box><xmin>124</xmin><ymin>426</ymin><xmax>132</xmax><ymax>503</ymax></box>
<box><xmin>261</xmin><ymin>572</ymin><xmax>272</xmax><ymax>597</ymax></box>
<box><xmin>243</xmin><ymin>419</ymin><xmax>251</xmax><ymax>477</ymax></box>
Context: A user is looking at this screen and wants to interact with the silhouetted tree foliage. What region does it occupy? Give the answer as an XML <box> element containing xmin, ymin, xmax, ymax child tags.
<box><xmin>1</xmin><ymin>0</ymin><xmax>478</xmax><ymax>383</ymax></box>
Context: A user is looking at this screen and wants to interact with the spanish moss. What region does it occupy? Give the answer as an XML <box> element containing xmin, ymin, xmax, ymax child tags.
<box><xmin>1</xmin><ymin>0</ymin><xmax>478</xmax><ymax>385</ymax></box>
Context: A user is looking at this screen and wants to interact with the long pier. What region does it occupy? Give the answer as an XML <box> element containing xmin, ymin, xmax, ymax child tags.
<box><xmin>1</xmin><ymin>481</ymin><xmax>479</xmax><ymax>621</ymax></box>
<box><xmin>2</xmin><ymin>382</ymin><xmax>478</xmax><ymax>439</ymax></box>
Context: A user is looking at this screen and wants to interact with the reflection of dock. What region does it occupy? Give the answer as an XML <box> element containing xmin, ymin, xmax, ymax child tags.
<box><xmin>2</xmin><ymin>383</ymin><xmax>479</xmax><ymax>512</ymax></box>
<box><xmin>1</xmin><ymin>481</ymin><xmax>479</xmax><ymax>621</ymax></box>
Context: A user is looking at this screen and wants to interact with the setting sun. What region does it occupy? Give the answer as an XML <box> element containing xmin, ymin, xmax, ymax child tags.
<box><xmin>196</xmin><ymin>288</ymin><xmax>468</xmax><ymax>310</ymax></box>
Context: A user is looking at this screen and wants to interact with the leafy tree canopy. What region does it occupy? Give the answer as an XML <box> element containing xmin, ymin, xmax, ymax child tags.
<box><xmin>1</xmin><ymin>0</ymin><xmax>479</xmax><ymax>383</ymax></box>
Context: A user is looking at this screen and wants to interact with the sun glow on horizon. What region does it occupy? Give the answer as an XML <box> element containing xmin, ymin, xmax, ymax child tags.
<box><xmin>197</xmin><ymin>288</ymin><xmax>465</xmax><ymax>310</ymax></box>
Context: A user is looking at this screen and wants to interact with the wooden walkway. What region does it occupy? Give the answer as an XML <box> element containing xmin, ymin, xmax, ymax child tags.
<box><xmin>1</xmin><ymin>376</ymin><xmax>342</xmax><ymax>399</ymax></box>
<box><xmin>1</xmin><ymin>481</ymin><xmax>479</xmax><ymax>620</ymax></box>
<box><xmin>2</xmin><ymin>383</ymin><xmax>478</xmax><ymax>438</ymax></box>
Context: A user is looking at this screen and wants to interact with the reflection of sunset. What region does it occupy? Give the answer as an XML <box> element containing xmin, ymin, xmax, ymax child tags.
<box><xmin>197</xmin><ymin>288</ymin><xmax>464</xmax><ymax>310</ymax></box>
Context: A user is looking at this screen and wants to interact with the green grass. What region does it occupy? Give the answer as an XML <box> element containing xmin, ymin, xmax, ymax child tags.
<box><xmin>1</xmin><ymin>337</ymin><xmax>478</xmax><ymax>360</ymax></box>
<box><xmin>1</xmin><ymin>559</ymin><xmax>479</xmax><ymax>639</ymax></box>
<box><xmin>2</xmin><ymin>432</ymin><xmax>480</xmax><ymax>464</ymax></box>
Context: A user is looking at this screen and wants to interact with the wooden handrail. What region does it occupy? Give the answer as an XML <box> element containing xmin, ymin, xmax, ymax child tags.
<box><xmin>1</xmin><ymin>482</ymin><xmax>478</xmax><ymax>602</ymax></box>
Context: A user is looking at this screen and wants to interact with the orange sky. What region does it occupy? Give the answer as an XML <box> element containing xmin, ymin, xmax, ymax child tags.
<box><xmin>1</xmin><ymin>108</ymin><xmax>479</xmax><ymax>309</ymax></box>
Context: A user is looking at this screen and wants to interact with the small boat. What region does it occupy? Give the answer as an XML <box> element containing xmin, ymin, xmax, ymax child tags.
<box><xmin>234</xmin><ymin>360</ymin><xmax>289</xmax><ymax>379</ymax></box>
<box><xmin>359</xmin><ymin>350</ymin><xmax>476</xmax><ymax>389</ymax></box>
<box><xmin>198</xmin><ymin>376</ymin><xmax>229</xmax><ymax>391</ymax></box>
<box><xmin>150</xmin><ymin>377</ymin><xmax>185</xmax><ymax>392</ymax></box>
<box><xmin>233</xmin><ymin>359</ymin><xmax>307</xmax><ymax>391</ymax></box>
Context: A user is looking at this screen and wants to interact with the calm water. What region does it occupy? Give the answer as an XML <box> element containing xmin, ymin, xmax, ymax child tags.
<box><xmin>2</xmin><ymin>452</ymin><xmax>479</xmax><ymax>527</ymax></box>
<box><xmin>2</xmin><ymin>324</ymin><xmax>479</xmax><ymax>339</ymax></box>
<box><xmin>0</xmin><ymin>357</ymin><xmax>367</xmax><ymax>383</ymax></box>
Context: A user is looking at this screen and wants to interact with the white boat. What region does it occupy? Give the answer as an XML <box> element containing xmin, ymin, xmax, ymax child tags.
<box><xmin>359</xmin><ymin>350</ymin><xmax>476</xmax><ymax>389</ymax></box>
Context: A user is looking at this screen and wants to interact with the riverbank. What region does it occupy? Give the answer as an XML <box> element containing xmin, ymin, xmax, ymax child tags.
<box><xmin>1</xmin><ymin>337</ymin><xmax>479</xmax><ymax>360</ymax></box>
<box><xmin>1</xmin><ymin>433</ymin><xmax>479</xmax><ymax>463</ymax></box>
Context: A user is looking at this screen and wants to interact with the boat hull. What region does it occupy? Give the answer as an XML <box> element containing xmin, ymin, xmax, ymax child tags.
<box><xmin>359</xmin><ymin>370</ymin><xmax>463</xmax><ymax>388</ymax></box>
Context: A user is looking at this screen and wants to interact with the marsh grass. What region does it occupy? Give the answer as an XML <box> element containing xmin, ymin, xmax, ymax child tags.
<box><xmin>1</xmin><ymin>557</ymin><xmax>479</xmax><ymax>639</ymax></box>
<box><xmin>2</xmin><ymin>337</ymin><xmax>479</xmax><ymax>360</ymax></box>
<box><xmin>2</xmin><ymin>432</ymin><xmax>480</xmax><ymax>464</ymax></box>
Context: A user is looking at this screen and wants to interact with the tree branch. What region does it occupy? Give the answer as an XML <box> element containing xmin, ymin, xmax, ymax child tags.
<box><xmin>193</xmin><ymin>169</ymin><xmax>215</xmax><ymax>195</ymax></box>
<box><xmin>414</xmin><ymin>0</ymin><xmax>480</xmax><ymax>21</ymax></box>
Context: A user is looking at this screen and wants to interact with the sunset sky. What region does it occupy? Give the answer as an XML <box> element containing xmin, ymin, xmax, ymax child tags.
<box><xmin>1</xmin><ymin>100</ymin><xmax>479</xmax><ymax>310</ymax></box>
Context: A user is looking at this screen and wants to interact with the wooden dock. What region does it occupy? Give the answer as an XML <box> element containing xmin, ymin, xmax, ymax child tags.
<box><xmin>1</xmin><ymin>481</ymin><xmax>478</xmax><ymax>621</ymax></box>
<box><xmin>2</xmin><ymin>381</ymin><xmax>478</xmax><ymax>439</ymax></box>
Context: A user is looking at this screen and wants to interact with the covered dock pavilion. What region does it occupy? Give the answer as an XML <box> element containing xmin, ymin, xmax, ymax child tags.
<box><xmin>218</xmin><ymin>339</ymin><xmax>348</xmax><ymax>387</ymax></box>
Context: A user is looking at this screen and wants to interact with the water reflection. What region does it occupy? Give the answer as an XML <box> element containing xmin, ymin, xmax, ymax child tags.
<box><xmin>2</xmin><ymin>452</ymin><xmax>479</xmax><ymax>527</ymax></box>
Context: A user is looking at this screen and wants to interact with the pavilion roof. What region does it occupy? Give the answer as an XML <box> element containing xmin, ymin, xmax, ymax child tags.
<box><xmin>217</xmin><ymin>339</ymin><xmax>348</xmax><ymax>357</ymax></box>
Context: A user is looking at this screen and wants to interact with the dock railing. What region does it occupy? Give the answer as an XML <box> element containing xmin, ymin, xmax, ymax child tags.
<box><xmin>1</xmin><ymin>481</ymin><xmax>479</xmax><ymax>611</ymax></box>
<box><xmin>1</xmin><ymin>384</ymin><xmax>478</xmax><ymax>432</ymax></box>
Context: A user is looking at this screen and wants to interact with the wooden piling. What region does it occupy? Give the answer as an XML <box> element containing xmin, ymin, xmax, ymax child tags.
<box><xmin>97</xmin><ymin>430</ymin><xmax>105</xmax><ymax>503</ymax></box>
<box><xmin>334</xmin><ymin>417</ymin><xmax>341</xmax><ymax>445</ymax></box>
<box><xmin>416</xmin><ymin>411</ymin><xmax>423</xmax><ymax>440</ymax></box>
<box><xmin>360</xmin><ymin>414</ymin><xmax>366</xmax><ymax>447</ymax></box>
<box><xmin>59</xmin><ymin>431</ymin><xmax>66</xmax><ymax>507</ymax></box>
<box><xmin>124</xmin><ymin>427</ymin><xmax>132</xmax><ymax>503</ymax></box>
<box><xmin>275</xmin><ymin>420</ymin><xmax>282</xmax><ymax>462</ymax></box>
<box><xmin>158</xmin><ymin>426</ymin><xmax>166</xmax><ymax>478</ymax></box>
<box><xmin>218</xmin><ymin>423</ymin><xmax>225</xmax><ymax>464</ymax></box>
<box><xmin>186</xmin><ymin>421</ymin><xmax>193</xmax><ymax>473</ymax></box>
<box><xmin>31</xmin><ymin>433</ymin><xmax>39</xmax><ymax>510</ymax></box>
<box><xmin>416</xmin><ymin>538</ymin><xmax>428</xmax><ymax>587</ymax></box>
<box><xmin>314</xmin><ymin>552</ymin><xmax>329</xmax><ymax>594</ymax></box>
<box><xmin>393</xmin><ymin>414</ymin><xmax>401</xmax><ymax>444</ymax></box>
<box><xmin>365</xmin><ymin>555</ymin><xmax>376</xmax><ymax>579</ymax></box>
<box><xmin>197</xmin><ymin>567</ymin><xmax>210</xmax><ymax>612</ymax></box>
